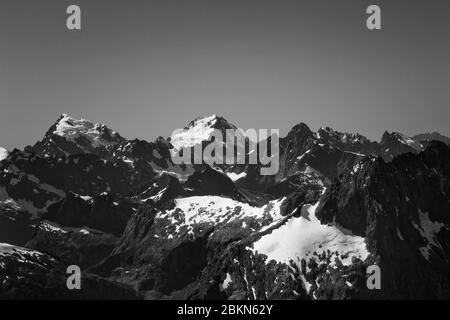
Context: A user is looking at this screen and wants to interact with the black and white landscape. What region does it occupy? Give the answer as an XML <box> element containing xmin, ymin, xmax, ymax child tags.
<box><xmin>0</xmin><ymin>113</ymin><xmax>449</xmax><ymax>299</ymax></box>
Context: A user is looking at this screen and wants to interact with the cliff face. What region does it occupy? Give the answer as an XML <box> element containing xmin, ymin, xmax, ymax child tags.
<box><xmin>0</xmin><ymin>243</ymin><xmax>138</xmax><ymax>299</ymax></box>
<box><xmin>316</xmin><ymin>141</ymin><xmax>450</xmax><ymax>298</ymax></box>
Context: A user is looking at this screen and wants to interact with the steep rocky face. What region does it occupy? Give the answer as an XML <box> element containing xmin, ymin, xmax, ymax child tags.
<box><xmin>315</xmin><ymin>127</ymin><xmax>380</xmax><ymax>155</ymax></box>
<box><xmin>238</xmin><ymin>122</ymin><xmax>367</xmax><ymax>191</ymax></box>
<box><xmin>26</xmin><ymin>221</ymin><xmax>118</xmax><ymax>269</ymax></box>
<box><xmin>0</xmin><ymin>243</ymin><xmax>73</xmax><ymax>299</ymax></box>
<box><xmin>0</xmin><ymin>147</ymin><xmax>155</xmax><ymax>250</ymax></box>
<box><xmin>0</xmin><ymin>243</ymin><xmax>138</xmax><ymax>299</ymax></box>
<box><xmin>133</xmin><ymin>172</ymin><xmax>185</xmax><ymax>207</ymax></box>
<box><xmin>0</xmin><ymin>150</ymin><xmax>66</xmax><ymax>221</ymax></box>
<box><xmin>238</xmin><ymin>125</ymin><xmax>446</xmax><ymax>194</ymax></box>
<box><xmin>264</xmin><ymin>171</ymin><xmax>324</xmax><ymax>199</ymax></box>
<box><xmin>44</xmin><ymin>192</ymin><xmax>138</xmax><ymax>236</ymax></box>
<box><xmin>133</xmin><ymin>166</ymin><xmax>250</xmax><ymax>209</ymax></box>
<box><xmin>0</xmin><ymin>150</ymin><xmax>154</xmax><ymax>222</ymax></box>
<box><xmin>0</xmin><ymin>207</ymin><xmax>35</xmax><ymax>246</ymax></box>
<box><xmin>277</xmin><ymin>123</ymin><xmax>315</xmax><ymax>178</ymax></box>
<box><xmin>379</xmin><ymin>131</ymin><xmax>423</xmax><ymax>161</ymax></box>
<box><xmin>112</xmin><ymin>137</ymin><xmax>196</xmax><ymax>178</ymax></box>
<box><xmin>316</xmin><ymin>141</ymin><xmax>450</xmax><ymax>299</ymax></box>
<box><xmin>184</xmin><ymin>166</ymin><xmax>249</xmax><ymax>203</ymax></box>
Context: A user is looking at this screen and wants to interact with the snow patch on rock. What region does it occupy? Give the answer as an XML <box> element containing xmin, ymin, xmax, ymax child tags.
<box><xmin>411</xmin><ymin>209</ymin><xmax>445</xmax><ymax>261</ymax></box>
<box><xmin>226</xmin><ymin>172</ymin><xmax>247</xmax><ymax>182</ymax></box>
<box><xmin>170</xmin><ymin>115</ymin><xmax>219</xmax><ymax>150</ymax></box>
<box><xmin>222</xmin><ymin>273</ymin><xmax>232</xmax><ymax>290</ymax></box>
<box><xmin>0</xmin><ymin>147</ymin><xmax>9</xmax><ymax>161</ymax></box>
<box><xmin>158</xmin><ymin>196</ymin><xmax>285</xmax><ymax>237</ymax></box>
<box><xmin>252</xmin><ymin>201</ymin><xmax>369</xmax><ymax>266</ymax></box>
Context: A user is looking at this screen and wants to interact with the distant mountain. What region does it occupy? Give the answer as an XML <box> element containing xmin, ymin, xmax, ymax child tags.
<box><xmin>237</xmin><ymin>122</ymin><xmax>374</xmax><ymax>191</ymax></box>
<box><xmin>26</xmin><ymin>113</ymin><xmax>195</xmax><ymax>180</ymax></box>
<box><xmin>413</xmin><ymin>132</ymin><xmax>450</xmax><ymax>145</ymax></box>
<box><xmin>169</xmin><ymin>114</ymin><xmax>237</xmax><ymax>151</ymax></box>
<box><xmin>26</xmin><ymin>114</ymin><xmax>125</xmax><ymax>159</ymax></box>
<box><xmin>168</xmin><ymin>114</ymin><xmax>249</xmax><ymax>179</ymax></box>
<box><xmin>1</xmin><ymin>113</ymin><xmax>449</xmax><ymax>299</ymax></box>
<box><xmin>379</xmin><ymin>131</ymin><xmax>423</xmax><ymax>161</ymax></box>
<box><xmin>315</xmin><ymin>126</ymin><xmax>380</xmax><ymax>155</ymax></box>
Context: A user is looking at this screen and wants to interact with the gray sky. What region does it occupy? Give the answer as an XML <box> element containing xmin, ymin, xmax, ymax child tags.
<box><xmin>1</xmin><ymin>0</ymin><xmax>449</xmax><ymax>150</ymax></box>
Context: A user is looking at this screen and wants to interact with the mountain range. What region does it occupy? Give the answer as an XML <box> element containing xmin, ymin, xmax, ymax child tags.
<box><xmin>0</xmin><ymin>113</ymin><xmax>449</xmax><ymax>299</ymax></box>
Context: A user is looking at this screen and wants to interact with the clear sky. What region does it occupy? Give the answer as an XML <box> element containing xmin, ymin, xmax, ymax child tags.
<box><xmin>0</xmin><ymin>0</ymin><xmax>449</xmax><ymax>150</ymax></box>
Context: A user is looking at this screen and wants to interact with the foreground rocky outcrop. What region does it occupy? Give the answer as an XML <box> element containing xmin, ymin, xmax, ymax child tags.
<box><xmin>316</xmin><ymin>141</ymin><xmax>450</xmax><ymax>299</ymax></box>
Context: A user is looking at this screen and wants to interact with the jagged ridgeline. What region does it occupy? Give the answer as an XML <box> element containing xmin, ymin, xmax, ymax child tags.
<box><xmin>0</xmin><ymin>114</ymin><xmax>449</xmax><ymax>299</ymax></box>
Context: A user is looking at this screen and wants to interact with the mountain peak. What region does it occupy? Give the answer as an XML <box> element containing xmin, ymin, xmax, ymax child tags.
<box><xmin>285</xmin><ymin>122</ymin><xmax>312</xmax><ymax>141</ymax></box>
<box><xmin>291</xmin><ymin>122</ymin><xmax>311</xmax><ymax>132</ymax></box>
<box><xmin>315</xmin><ymin>126</ymin><xmax>371</xmax><ymax>146</ymax></box>
<box><xmin>413</xmin><ymin>132</ymin><xmax>450</xmax><ymax>145</ymax></box>
<box><xmin>379</xmin><ymin>131</ymin><xmax>423</xmax><ymax>161</ymax></box>
<box><xmin>26</xmin><ymin>114</ymin><xmax>125</xmax><ymax>158</ymax></box>
<box><xmin>51</xmin><ymin>114</ymin><xmax>124</xmax><ymax>147</ymax></box>
<box><xmin>186</xmin><ymin>114</ymin><xmax>235</xmax><ymax>131</ymax></box>
<box><xmin>170</xmin><ymin>115</ymin><xmax>237</xmax><ymax>150</ymax></box>
<box><xmin>381</xmin><ymin>131</ymin><xmax>422</xmax><ymax>150</ymax></box>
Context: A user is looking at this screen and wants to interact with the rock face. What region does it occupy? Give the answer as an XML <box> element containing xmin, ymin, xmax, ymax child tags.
<box><xmin>44</xmin><ymin>192</ymin><xmax>137</xmax><ymax>236</ymax></box>
<box><xmin>0</xmin><ymin>206</ymin><xmax>35</xmax><ymax>246</ymax></box>
<box><xmin>379</xmin><ymin>131</ymin><xmax>423</xmax><ymax>161</ymax></box>
<box><xmin>184</xmin><ymin>166</ymin><xmax>248</xmax><ymax>202</ymax></box>
<box><xmin>316</xmin><ymin>141</ymin><xmax>450</xmax><ymax>299</ymax></box>
<box><xmin>26</xmin><ymin>221</ymin><xmax>118</xmax><ymax>269</ymax></box>
<box><xmin>0</xmin><ymin>243</ymin><xmax>137</xmax><ymax>299</ymax></box>
<box><xmin>1</xmin><ymin>113</ymin><xmax>450</xmax><ymax>300</ymax></box>
<box><xmin>0</xmin><ymin>150</ymin><xmax>154</xmax><ymax>217</ymax></box>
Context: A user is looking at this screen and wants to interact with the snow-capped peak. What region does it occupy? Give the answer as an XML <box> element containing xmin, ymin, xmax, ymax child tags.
<box><xmin>170</xmin><ymin>114</ymin><xmax>236</xmax><ymax>150</ymax></box>
<box><xmin>53</xmin><ymin>114</ymin><xmax>124</xmax><ymax>148</ymax></box>
<box><xmin>186</xmin><ymin>114</ymin><xmax>236</xmax><ymax>131</ymax></box>
<box><xmin>0</xmin><ymin>147</ymin><xmax>9</xmax><ymax>160</ymax></box>
<box><xmin>187</xmin><ymin>114</ymin><xmax>219</xmax><ymax>128</ymax></box>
